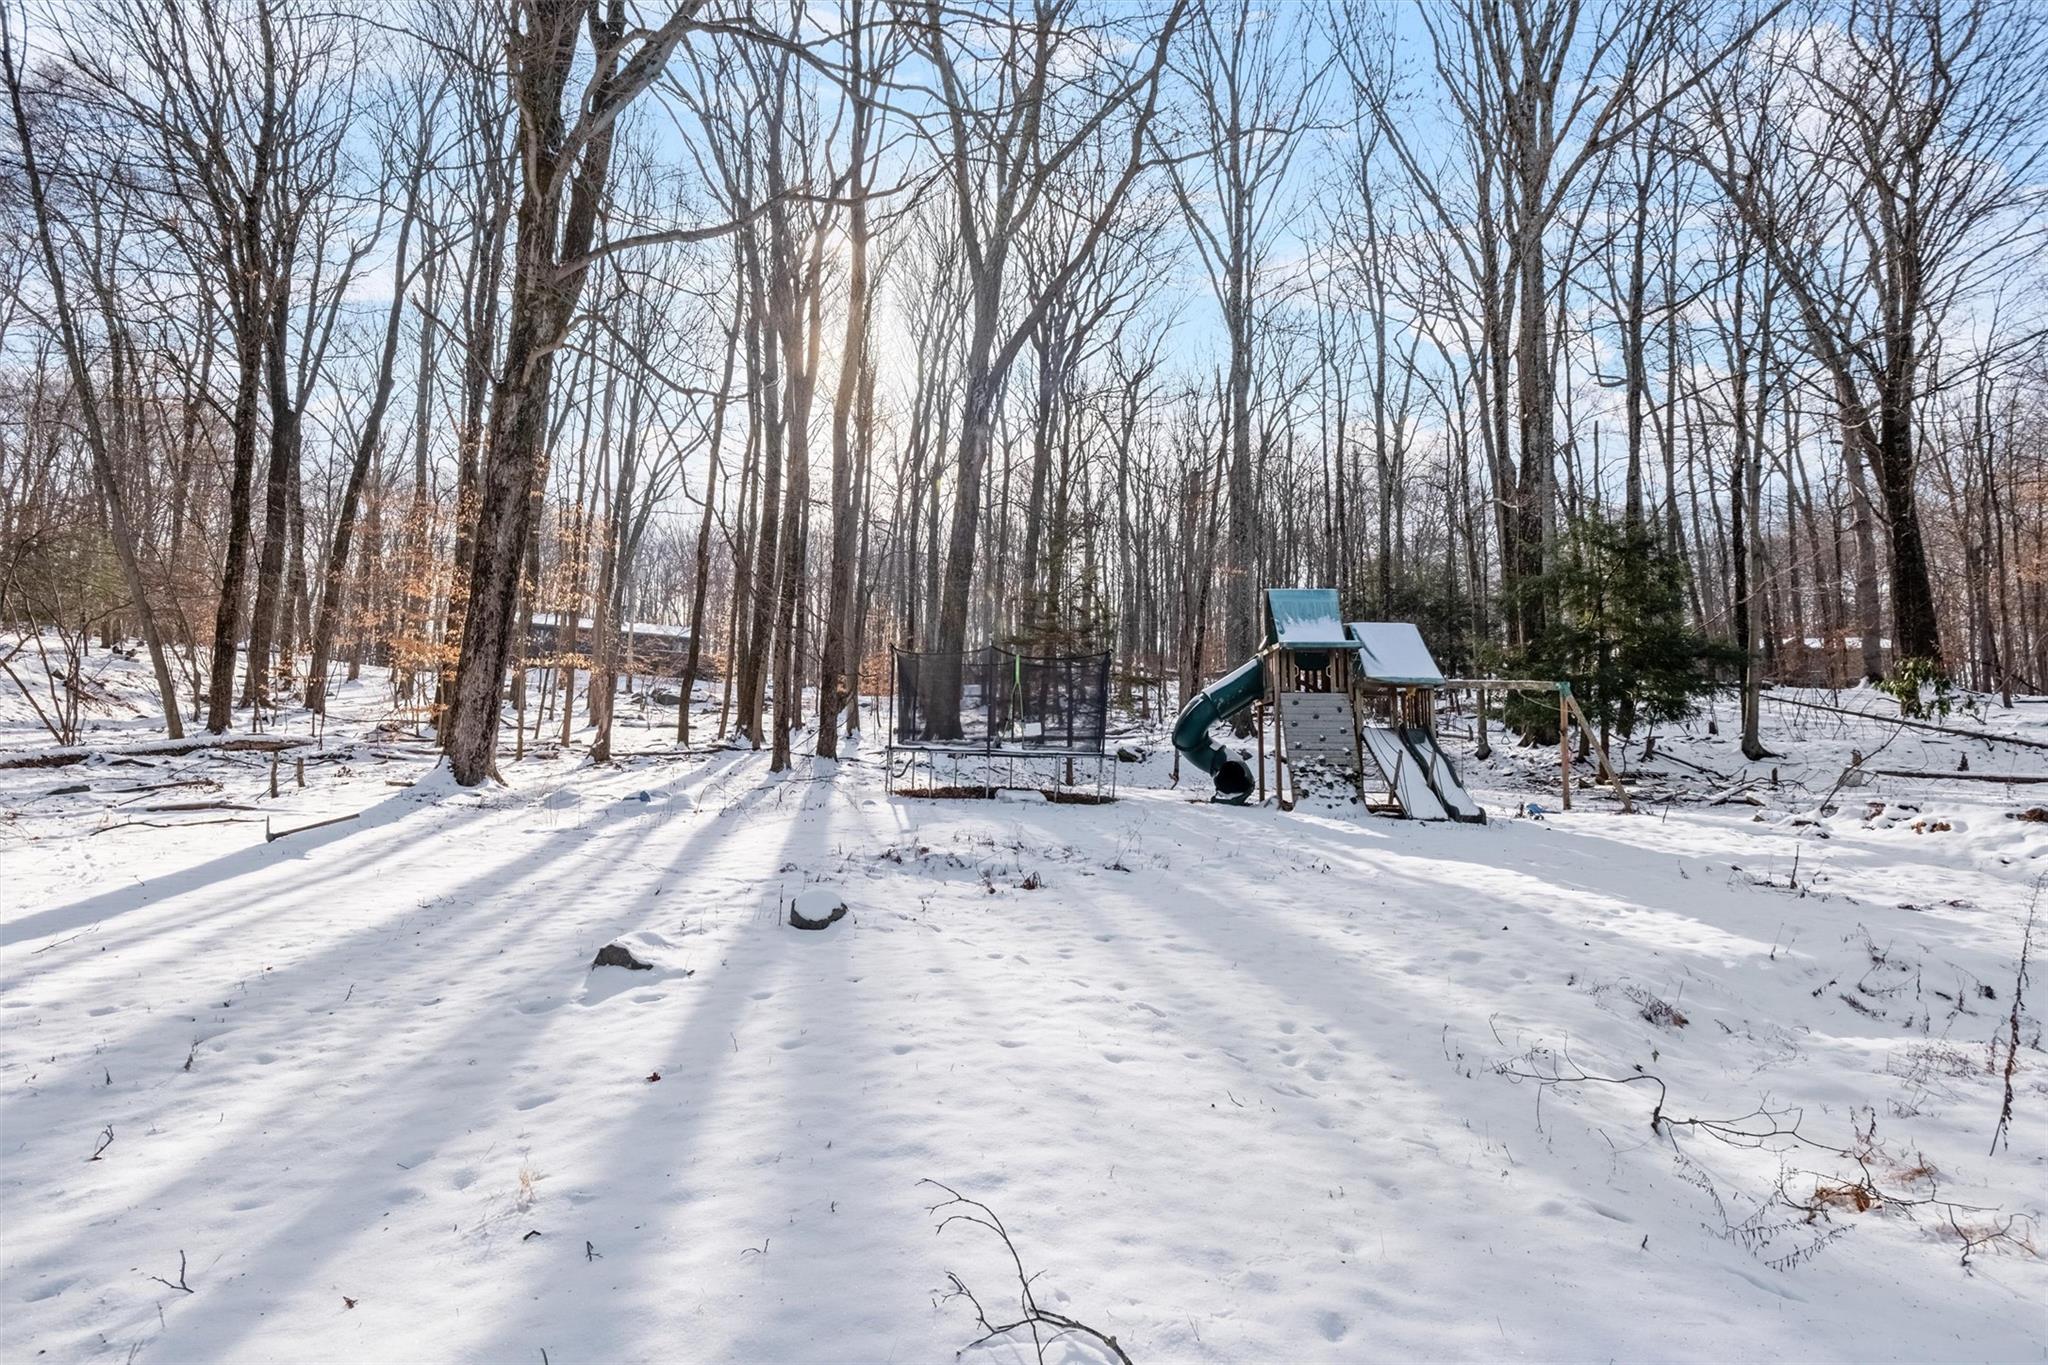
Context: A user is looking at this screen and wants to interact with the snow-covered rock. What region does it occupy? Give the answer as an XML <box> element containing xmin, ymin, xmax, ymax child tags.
<box><xmin>788</xmin><ymin>888</ymin><xmax>848</xmax><ymax>930</ymax></box>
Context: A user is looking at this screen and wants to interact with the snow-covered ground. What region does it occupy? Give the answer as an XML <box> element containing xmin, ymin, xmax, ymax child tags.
<box><xmin>3</xmin><ymin>646</ymin><xmax>2044</xmax><ymax>1363</ymax></box>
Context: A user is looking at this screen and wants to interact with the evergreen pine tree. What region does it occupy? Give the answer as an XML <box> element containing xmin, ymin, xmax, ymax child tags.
<box><xmin>1501</xmin><ymin>517</ymin><xmax>1736</xmax><ymax>742</ymax></box>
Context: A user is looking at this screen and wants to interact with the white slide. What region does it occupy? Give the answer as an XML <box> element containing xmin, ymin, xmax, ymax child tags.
<box><xmin>1360</xmin><ymin>725</ymin><xmax>1448</xmax><ymax>821</ymax></box>
<box><xmin>1401</xmin><ymin>728</ymin><xmax>1486</xmax><ymax>823</ymax></box>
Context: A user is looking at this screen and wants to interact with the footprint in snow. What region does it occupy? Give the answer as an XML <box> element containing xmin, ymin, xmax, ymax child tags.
<box><xmin>22</xmin><ymin>1276</ymin><xmax>78</xmax><ymax>1303</ymax></box>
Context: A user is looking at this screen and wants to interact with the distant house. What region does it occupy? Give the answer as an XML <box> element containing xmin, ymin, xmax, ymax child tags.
<box><xmin>526</xmin><ymin>612</ymin><xmax>702</xmax><ymax>677</ymax></box>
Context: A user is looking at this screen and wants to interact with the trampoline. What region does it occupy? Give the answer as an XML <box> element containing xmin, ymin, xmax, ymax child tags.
<box><xmin>887</xmin><ymin>645</ymin><xmax>1115</xmax><ymax>800</ymax></box>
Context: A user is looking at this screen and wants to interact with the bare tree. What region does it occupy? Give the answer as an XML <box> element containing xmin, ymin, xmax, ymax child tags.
<box><xmin>917</xmin><ymin>0</ymin><xmax>1188</xmax><ymax>734</ymax></box>
<box><xmin>442</xmin><ymin>0</ymin><xmax>742</xmax><ymax>784</ymax></box>
<box><xmin>1162</xmin><ymin>0</ymin><xmax>1320</xmax><ymax>671</ymax></box>
<box><xmin>1685</xmin><ymin>0</ymin><xmax>2047</xmax><ymax>675</ymax></box>
<box><xmin>817</xmin><ymin>0</ymin><xmax>893</xmax><ymax>759</ymax></box>
<box><xmin>304</xmin><ymin>78</ymin><xmax>440</xmax><ymax>713</ymax></box>
<box><xmin>2</xmin><ymin>9</ymin><xmax>182</xmax><ymax>737</ymax></box>
<box><xmin>61</xmin><ymin>0</ymin><xmax>297</xmax><ymax>732</ymax></box>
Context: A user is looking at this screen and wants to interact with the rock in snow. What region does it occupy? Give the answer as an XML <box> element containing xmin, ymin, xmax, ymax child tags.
<box><xmin>590</xmin><ymin>941</ymin><xmax>653</xmax><ymax>970</ymax></box>
<box><xmin>788</xmin><ymin>889</ymin><xmax>847</xmax><ymax>931</ymax></box>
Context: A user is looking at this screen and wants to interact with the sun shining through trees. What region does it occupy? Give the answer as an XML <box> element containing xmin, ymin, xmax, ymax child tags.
<box><xmin>3</xmin><ymin>0</ymin><xmax>2041</xmax><ymax>762</ymax></box>
<box><xmin>1</xmin><ymin>0</ymin><xmax>2046</xmax><ymax>1359</ymax></box>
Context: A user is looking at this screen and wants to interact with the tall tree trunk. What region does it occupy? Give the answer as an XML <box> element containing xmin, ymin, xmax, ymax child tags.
<box><xmin>679</xmin><ymin>297</ymin><xmax>740</xmax><ymax>745</ymax></box>
<box><xmin>1873</xmin><ymin>349</ymin><xmax>1942</xmax><ymax>666</ymax></box>
<box><xmin>1839</xmin><ymin>385</ymin><xmax>1885</xmax><ymax>682</ymax></box>
<box><xmin>284</xmin><ymin>442</ymin><xmax>310</xmax><ymax>660</ymax></box>
<box><xmin>445</xmin><ymin>0</ymin><xmax>650</xmax><ymax>785</ymax></box>
<box><xmin>817</xmin><ymin>7</ymin><xmax>874</xmax><ymax>758</ymax></box>
<box><xmin>736</xmin><ymin>238</ymin><xmax>783</xmax><ymax>748</ymax></box>
<box><xmin>770</xmin><ymin>235</ymin><xmax>824</xmax><ymax>772</ymax></box>
<box><xmin>245</xmin><ymin>283</ymin><xmax>301</xmax><ymax>708</ymax></box>
<box><xmin>305</xmin><ymin>164</ymin><xmax>422</xmax><ymax>712</ymax></box>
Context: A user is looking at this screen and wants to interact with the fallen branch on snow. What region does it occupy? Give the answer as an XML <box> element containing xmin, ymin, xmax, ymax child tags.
<box><xmin>1873</xmin><ymin>769</ymin><xmax>2048</xmax><ymax>784</ymax></box>
<box><xmin>1496</xmin><ymin>1042</ymin><xmax>2035</xmax><ymax>1268</ymax></box>
<box><xmin>89</xmin><ymin>817</ymin><xmax>261</xmax><ymax>837</ymax></box>
<box><xmin>923</xmin><ymin>1179</ymin><xmax>1134</xmax><ymax>1364</ymax></box>
<box><xmin>1764</xmin><ymin>694</ymin><xmax>2048</xmax><ymax>751</ymax></box>
<box><xmin>1804</xmin><ymin>723</ymin><xmax>1908</xmax><ymax>823</ymax></box>
<box><xmin>0</xmin><ymin>735</ymin><xmax>308</xmax><ymax>770</ymax></box>
<box><xmin>264</xmin><ymin>812</ymin><xmax>359</xmax><ymax>843</ymax></box>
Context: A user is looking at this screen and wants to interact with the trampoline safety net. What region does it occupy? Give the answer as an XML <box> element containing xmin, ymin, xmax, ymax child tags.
<box><xmin>891</xmin><ymin>646</ymin><xmax>1110</xmax><ymax>752</ymax></box>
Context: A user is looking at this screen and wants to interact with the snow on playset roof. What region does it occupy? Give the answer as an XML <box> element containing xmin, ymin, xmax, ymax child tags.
<box><xmin>1346</xmin><ymin>621</ymin><xmax>1447</xmax><ymax>686</ymax></box>
<box><xmin>1259</xmin><ymin>590</ymin><xmax>1447</xmax><ymax>683</ymax></box>
<box><xmin>1264</xmin><ymin>588</ymin><xmax>1358</xmax><ymax>650</ymax></box>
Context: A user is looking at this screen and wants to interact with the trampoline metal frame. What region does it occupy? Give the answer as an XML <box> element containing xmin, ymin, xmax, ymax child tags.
<box><xmin>885</xmin><ymin>645</ymin><xmax>1116</xmax><ymax>802</ymax></box>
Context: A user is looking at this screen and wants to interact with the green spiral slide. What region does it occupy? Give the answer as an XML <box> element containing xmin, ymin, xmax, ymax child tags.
<box><xmin>1171</xmin><ymin>655</ymin><xmax>1263</xmax><ymax>803</ymax></box>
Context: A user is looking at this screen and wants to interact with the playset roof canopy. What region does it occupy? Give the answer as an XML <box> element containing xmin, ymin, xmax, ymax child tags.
<box><xmin>1347</xmin><ymin>620</ymin><xmax>1447</xmax><ymax>686</ymax></box>
<box><xmin>1264</xmin><ymin>589</ymin><xmax>1357</xmax><ymax>650</ymax></box>
<box><xmin>1258</xmin><ymin>589</ymin><xmax>1451</xmax><ymax>685</ymax></box>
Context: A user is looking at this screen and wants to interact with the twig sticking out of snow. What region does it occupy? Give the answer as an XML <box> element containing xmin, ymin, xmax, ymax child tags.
<box><xmin>145</xmin><ymin>1250</ymin><xmax>193</xmax><ymax>1294</ymax></box>
<box><xmin>923</xmin><ymin>1179</ymin><xmax>1134</xmax><ymax>1364</ymax></box>
<box><xmin>1990</xmin><ymin>878</ymin><xmax>2038</xmax><ymax>1156</ymax></box>
<box><xmin>1805</xmin><ymin>722</ymin><xmax>1909</xmax><ymax>824</ymax></box>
